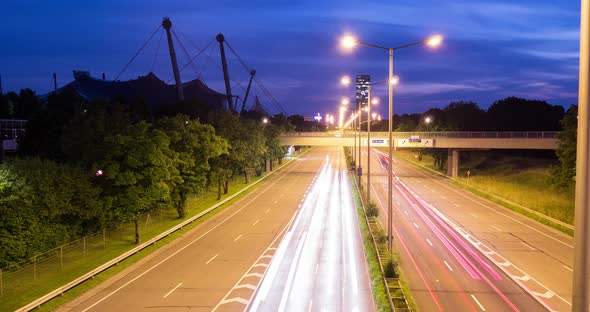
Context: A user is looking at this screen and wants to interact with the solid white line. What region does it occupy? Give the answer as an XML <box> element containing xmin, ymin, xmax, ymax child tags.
<box><xmin>563</xmin><ymin>265</ymin><xmax>573</xmax><ymax>272</ymax></box>
<box><xmin>491</xmin><ymin>225</ymin><xmax>502</xmax><ymax>232</ymax></box>
<box><xmin>234</xmin><ymin>234</ymin><xmax>243</xmax><ymax>242</ymax></box>
<box><xmin>444</xmin><ymin>261</ymin><xmax>453</xmax><ymax>272</ymax></box>
<box><xmin>413</xmin><ymin>222</ymin><xmax>419</xmax><ymax>229</ymax></box>
<box><xmin>206</xmin><ymin>254</ymin><xmax>218</xmax><ymax>264</ymax></box>
<box><xmin>471</xmin><ymin>294</ymin><xmax>486</xmax><ymax>311</ymax></box>
<box><xmin>521</xmin><ymin>242</ymin><xmax>535</xmax><ymax>250</ymax></box>
<box><xmin>426</xmin><ymin>238</ymin><xmax>433</xmax><ymax>247</ymax></box>
<box><xmin>404</xmin><ymin>210</ymin><xmax>409</xmax><ymax>216</ymax></box>
<box><xmin>252</xmin><ymin>219</ymin><xmax>260</xmax><ymax>226</ymax></box>
<box><xmin>163</xmin><ymin>282</ymin><xmax>183</xmax><ymax>298</ymax></box>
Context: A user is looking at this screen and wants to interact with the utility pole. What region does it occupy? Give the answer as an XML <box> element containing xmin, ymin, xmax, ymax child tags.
<box><xmin>53</xmin><ymin>73</ymin><xmax>57</xmax><ymax>91</ymax></box>
<box><xmin>162</xmin><ymin>17</ymin><xmax>184</xmax><ymax>101</ymax></box>
<box><xmin>572</xmin><ymin>0</ymin><xmax>590</xmax><ymax>310</ymax></box>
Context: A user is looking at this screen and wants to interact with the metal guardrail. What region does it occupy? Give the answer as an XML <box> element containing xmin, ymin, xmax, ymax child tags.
<box><xmin>16</xmin><ymin>158</ymin><xmax>294</xmax><ymax>312</ymax></box>
<box><xmin>285</xmin><ymin>131</ymin><xmax>559</xmax><ymax>139</ymax></box>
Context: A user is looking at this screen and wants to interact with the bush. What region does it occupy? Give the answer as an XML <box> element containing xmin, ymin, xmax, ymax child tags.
<box><xmin>384</xmin><ymin>255</ymin><xmax>397</xmax><ymax>278</ymax></box>
<box><xmin>366</xmin><ymin>201</ymin><xmax>379</xmax><ymax>217</ymax></box>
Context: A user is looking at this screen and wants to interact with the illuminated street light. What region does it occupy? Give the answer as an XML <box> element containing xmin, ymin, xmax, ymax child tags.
<box><xmin>262</xmin><ymin>117</ymin><xmax>268</xmax><ymax>124</ymax></box>
<box><xmin>426</xmin><ymin>35</ymin><xmax>443</xmax><ymax>47</ymax></box>
<box><xmin>371</xmin><ymin>98</ymin><xmax>379</xmax><ymax>105</ymax></box>
<box><xmin>390</xmin><ymin>76</ymin><xmax>400</xmax><ymax>85</ymax></box>
<box><xmin>342</xmin><ymin>98</ymin><xmax>350</xmax><ymax>105</ymax></box>
<box><xmin>340</xmin><ymin>33</ymin><xmax>443</xmax><ymax>252</ymax></box>
<box><xmin>341</xmin><ymin>75</ymin><xmax>351</xmax><ymax>86</ymax></box>
<box><xmin>341</xmin><ymin>35</ymin><xmax>358</xmax><ymax>49</ymax></box>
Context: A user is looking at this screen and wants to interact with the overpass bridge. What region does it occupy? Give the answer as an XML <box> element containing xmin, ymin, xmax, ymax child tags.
<box><xmin>280</xmin><ymin>131</ymin><xmax>559</xmax><ymax>177</ymax></box>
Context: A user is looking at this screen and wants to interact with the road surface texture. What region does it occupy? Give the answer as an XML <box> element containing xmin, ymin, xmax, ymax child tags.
<box><xmin>59</xmin><ymin>147</ymin><xmax>372</xmax><ymax>312</ymax></box>
<box><xmin>249</xmin><ymin>147</ymin><xmax>374</xmax><ymax>311</ymax></box>
<box><xmin>359</xmin><ymin>147</ymin><xmax>569</xmax><ymax>311</ymax></box>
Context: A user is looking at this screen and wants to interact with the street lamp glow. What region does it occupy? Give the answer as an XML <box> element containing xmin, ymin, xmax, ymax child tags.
<box><xmin>377</xmin><ymin>115</ymin><xmax>382</xmax><ymax>121</ymax></box>
<box><xmin>341</xmin><ymin>35</ymin><xmax>358</xmax><ymax>49</ymax></box>
<box><xmin>341</xmin><ymin>75</ymin><xmax>351</xmax><ymax>86</ymax></box>
<box><xmin>372</xmin><ymin>113</ymin><xmax>377</xmax><ymax>119</ymax></box>
<box><xmin>425</xmin><ymin>116</ymin><xmax>432</xmax><ymax>124</ymax></box>
<box><xmin>342</xmin><ymin>98</ymin><xmax>350</xmax><ymax>105</ymax></box>
<box><xmin>390</xmin><ymin>76</ymin><xmax>400</xmax><ymax>85</ymax></box>
<box><xmin>371</xmin><ymin>98</ymin><xmax>379</xmax><ymax>105</ymax></box>
<box><xmin>426</xmin><ymin>35</ymin><xmax>443</xmax><ymax>47</ymax></box>
<box><xmin>262</xmin><ymin>117</ymin><xmax>268</xmax><ymax>124</ymax></box>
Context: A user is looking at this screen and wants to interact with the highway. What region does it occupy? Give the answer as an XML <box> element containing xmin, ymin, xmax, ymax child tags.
<box><xmin>59</xmin><ymin>146</ymin><xmax>372</xmax><ymax>312</ymax></box>
<box><xmin>360</xmin><ymin>147</ymin><xmax>569</xmax><ymax>311</ymax></box>
<box><xmin>248</xmin><ymin>147</ymin><xmax>374</xmax><ymax>311</ymax></box>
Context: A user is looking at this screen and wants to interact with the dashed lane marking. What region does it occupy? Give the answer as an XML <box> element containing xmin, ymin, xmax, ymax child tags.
<box><xmin>471</xmin><ymin>294</ymin><xmax>486</xmax><ymax>311</ymax></box>
<box><xmin>444</xmin><ymin>261</ymin><xmax>453</xmax><ymax>272</ymax></box>
<box><xmin>234</xmin><ymin>234</ymin><xmax>243</xmax><ymax>242</ymax></box>
<box><xmin>163</xmin><ymin>282</ymin><xmax>183</xmax><ymax>298</ymax></box>
<box><xmin>426</xmin><ymin>238</ymin><xmax>433</xmax><ymax>247</ymax></box>
<box><xmin>206</xmin><ymin>254</ymin><xmax>218</xmax><ymax>264</ymax></box>
<box><xmin>252</xmin><ymin>219</ymin><xmax>259</xmax><ymax>226</ymax></box>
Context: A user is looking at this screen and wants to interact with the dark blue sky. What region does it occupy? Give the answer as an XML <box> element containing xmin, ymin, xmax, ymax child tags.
<box><xmin>0</xmin><ymin>0</ymin><xmax>581</xmax><ymax>117</ymax></box>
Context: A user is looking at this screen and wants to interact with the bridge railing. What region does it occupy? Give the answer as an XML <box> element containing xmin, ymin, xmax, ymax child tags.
<box><xmin>284</xmin><ymin>131</ymin><xmax>559</xmax><ymax>139</ymax></box>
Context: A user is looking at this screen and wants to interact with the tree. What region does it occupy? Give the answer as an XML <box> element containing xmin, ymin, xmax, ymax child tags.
<box><xmin>156</xmin><ymin>115</ymin><xmax>229</xmax><ymax>217</ymax></box>
<box><xmin>551</xmin><ymin>105</ymin><xmax>577</xmax><ymax>188</ymax></box>
<box><xmin>97</xmin><ymin>121</ymin><xmax>177</xmax><ymax>243</ymax></box>
<box><xmin>443</xmin><ymin>101</ymin><xmax>487</xmax><ymax>131</ymax></box>
<box><xmin>0</xmin><ymin>158</ymin><xmax>103</xmax><ymax>267</ymax></box>
<box><xmin>487</xmin><ymin>97</ymin><xmax>564</xmax><ymax>131</ymax></box>
<box><xmin>210</xmin><ymin>111</ymin><xmax>267</xmax><ymax>184</ymax></box>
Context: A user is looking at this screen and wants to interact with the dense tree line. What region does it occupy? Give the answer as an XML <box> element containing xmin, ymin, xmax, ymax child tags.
<box><xmin>0</xmin><ymin>90</ymin><xmax>292</xmax><ymax>267</ymax></box>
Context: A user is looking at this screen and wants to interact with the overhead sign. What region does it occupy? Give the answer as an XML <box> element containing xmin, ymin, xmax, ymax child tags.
<box><xmin>397</xmin><ymin>138</ymin><xmax>434</xmax><ymax>148</ymax></box>
<box><xmin>356</xmin><ymin>75</ymin><xmax>370</xmax><ymax>107</ymax></box>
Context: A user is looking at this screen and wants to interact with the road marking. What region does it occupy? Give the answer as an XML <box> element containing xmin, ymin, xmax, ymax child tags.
<box><xmin>252</xmin><ymin>219</ymin><xmax>259</xmax><ymax>226</ymax></box>
<box><xmin>413</xmin><ymin>222</ymin><xmax>419</xmax><ymax>229</ymax></box>
<box><xmin>470</xmin><ymin>213</ymin><xmax>478</xmax><ymax>218</ymax></box>
<box><xmin>265</xmin><ymin>208</ymin><xmax>271</xmax><ymax>214</ymax></box>
<box><xmin>220</xmin><ymin>297</ymin><xmax>249</xmax><ymax>305</ymax></box>
<box><xmin>442</xmin><ymin>196</ymin><xmax>447</xmax><ymax>200</ymax></box>
<box><xmin>396</xmin><ymin>201</ymin><xmax>401</xmax><ymax>206</ymax></box>
<box><xmin>163</xmin><ymin>282</ymin><xmax>183</xmax><ymax>298</ymax></box>
<box><xmin>444</xmin><ymin>261</ymin><xmax>453</xmax><ymax>272</ymax></box>
<box><xmin>315</xmin><ymin>263</ymin><xmax>319</xmax><ymax>274</ymax></box>
<box><xmin>235</xmin><ymin>284</ymin><xmax>256</xmax><ymax>290</ymax></box>
<box><xmin>426</xmin><ymin>238</ymin><xmax>433</xmax><ymax>247</ymax></box>
<box><xmin>521</xmin><ymin>242</ymin><xmax>535</xmax><ymax>250</ymax></box>
<box><xmin>273</xmin><ymin>200</ymin><xmax>278</xmax><ymax>204</ymax></box>
<box><xmin>563</xmin><ymin>265</ymin><xmax>573</xmax><ymax>272</ymax></box>
<box><xmin>404</xmin><ymin>210</ymin><xmax>409</xmax><ymax>216</ymax></box>
<box><xmin>532</xmin><ymin>290</ymin><xmax>555</xmax><ymax>299</ymax></box>
<box><xmin>308</xmin><ymin>300</ymin><xmax>313</xmax><ymax>312</ymax></box>
<box><xmin>491</xmin><ymin>225</ymin><xmax>502</xmax><ymax>232</ymax></box>
<box><xmin>234</xmin><ymin>234</ymin><xmax>243</xmax><ymax>242</ymax></box>
<box><xmin>206</xmin><ymin>254</ymin><xmax>218</xmax><ymax>264</ymax></box>
<box><xmin>471</xmin><ymin>294</ymin><xmax>486</xmax><ymax>311</ymax></box>
<box><xmin>453</xmin><ymin>203</ymin><xmax>460</xmax><ymax>207</ymax></box>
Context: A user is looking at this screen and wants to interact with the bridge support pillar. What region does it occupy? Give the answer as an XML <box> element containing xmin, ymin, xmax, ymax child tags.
<box><xmin>447</xmin><ymin>149</ymin><xmax>460</xmax><ymax>178</ymax></box>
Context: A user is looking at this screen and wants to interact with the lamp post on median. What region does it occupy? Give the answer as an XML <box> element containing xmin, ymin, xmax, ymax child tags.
<box><xmin>341</xmin><ymin>33</ymin><xmax>442</xmax><ymax>252</ymax></box>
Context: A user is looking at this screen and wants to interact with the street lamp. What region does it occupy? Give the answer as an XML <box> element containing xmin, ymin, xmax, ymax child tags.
<box><xmin>366</xmin><ymin>94</ymin><xmax>379</xmax><ymax>203</ymax></box>
<box><xmin>341</xmin><ymin>33</ymin><xmax>443</xmax><ymax>252</ymax></box>
<box><xmin>425</xmin><ymin>116</ymin><xmax>432</xmax><ymax>132</ymax></box>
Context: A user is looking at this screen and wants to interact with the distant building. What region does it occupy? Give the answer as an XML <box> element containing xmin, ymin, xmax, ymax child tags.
<box><xmin>49</xmin><ymin>71</ymin><xmax>227</xmax><ymax>113</ymax></box>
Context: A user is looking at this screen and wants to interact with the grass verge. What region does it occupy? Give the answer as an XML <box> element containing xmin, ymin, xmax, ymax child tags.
<box><xmin>350</xmin><ymin>173</ymin><xmax>392</xmax><ymax>312</ymax></box>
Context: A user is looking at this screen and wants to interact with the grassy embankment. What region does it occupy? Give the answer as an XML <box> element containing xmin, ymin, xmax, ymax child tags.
<box><xmin>395</xmin><ymin>149</ymin><xmax>574</xmax><ymax>235</ymax></box>
<box><xmin>3</xmin><ymin>151</ymin><xmax>308</xmax><ymax>312</ymax></box>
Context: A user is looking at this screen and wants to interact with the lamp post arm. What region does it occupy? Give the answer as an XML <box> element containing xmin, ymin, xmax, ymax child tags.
<box><xmin>393</xmin><ymin>40</ymin><xmax>425</xmax><ymax>51</ymax></box>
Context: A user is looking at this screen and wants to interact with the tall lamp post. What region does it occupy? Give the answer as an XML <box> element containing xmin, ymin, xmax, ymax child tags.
<box><xmin>341</xmin><ymin>34</ymin><xmax>442</xmax><ymax>251</ymax></box>
<box><xmin>572</xmin><ymin>0</ymin><xmax>590</xmax><ymax>309</ymax></box>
